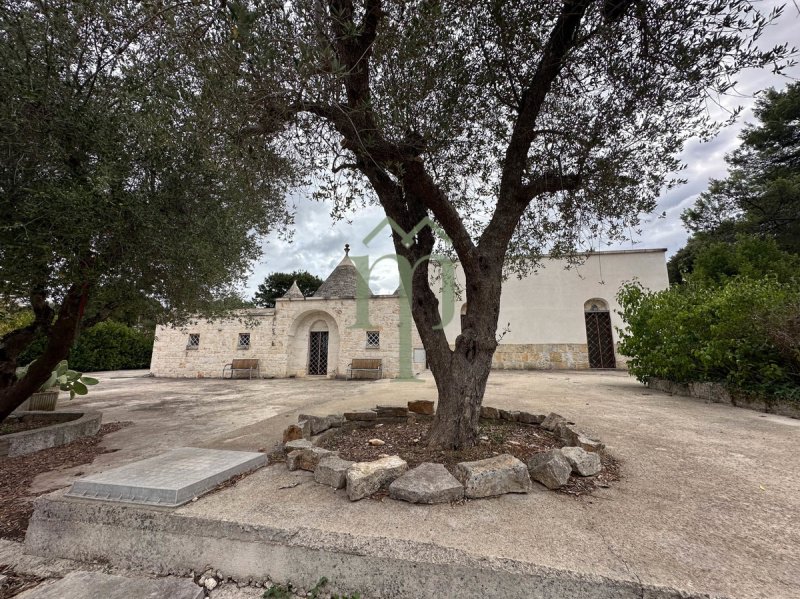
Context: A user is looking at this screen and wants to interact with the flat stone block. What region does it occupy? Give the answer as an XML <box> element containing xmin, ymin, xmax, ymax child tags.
<box><xmin>66</xmin><ymin>447</ymin><xmax>266</xmax><ymax>507</ymax></box>
<box><xmin>389</xmin><ymin>463</ymin><xmax>464</xmax><ymax>504</ymax></box>
<box><xmin>283</xmin><ymin>439</ymin><xmax>313</xmax><ymax>455</ymax></box>
<box><xmin>344</xmin><ymin>410</ymin><xmax>377</xmax><ymax>421</ymax></box>
<box><xmin>408</xmin><ymin>400</ymin><xmax>434</xmax><ymax>415</ymax></box>
<box><xmin>287</xmin><ymin>447</ymin><xmax>334</xmax><ymax>472</ymax></box>
<box><xmin>314</xmin><ymin>455</ymin><xmax>354</xmax><ymax>489</ymax></box>
<box><xmin>455</xmin><ymin>454</ymin><xmax>531</xmax><ymax>498</ymax></box>
<box><xmin>375</xmin><ymin>405</ymin><xmax>408</xmax><ymax>417</ymax></box>
<box><xmin>517</xmin><ymin>412</ymin><xmax>546</xmax><ymax>425</ymax></box>
<box><xmin>347</xmin><ymin>455</ymin><xmax>408</xmax><ymax>501</ymax></box>
<box><xmin>15</xmin><ymin>571</ymin><xmax>202</xmax><ymax>599</ymax></box>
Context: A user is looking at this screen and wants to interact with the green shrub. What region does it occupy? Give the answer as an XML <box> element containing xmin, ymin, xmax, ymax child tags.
<box><xmin>18</xmin><ymin>321</ymin><xmax>154</xmax><ymax>373</ymax></box>
<box><xmin>617</xmin><ymin>277</ymin><xmax>800</xmax><ymax>401</ymax></box>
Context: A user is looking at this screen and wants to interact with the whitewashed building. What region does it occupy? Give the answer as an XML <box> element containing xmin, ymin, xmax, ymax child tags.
<box><xmin>149</xmin><ymin>247</ymin><xmax>668</xmax><ymax>379</ymax></box>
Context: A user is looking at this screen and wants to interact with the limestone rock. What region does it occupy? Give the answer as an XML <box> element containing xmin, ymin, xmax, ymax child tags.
<box><xmin>368</xmin><ymin>438</ymin><xmax>385</xmax><ymax>446</ymax></box>
<box><xmin>310</xmin><ymin>428</ymin><xmax>338</xmax><ymax>446</ymax></box>
<box><xmin>454</xmin><ymin>454</ymin><xmax>531</xmax><ymax>498</ymax></box>
<box><xmin>575</xmin><ymin>434</ymin><xmax>605</xmax><ymax>453</ymax></box>
<box><xmin>314</xmin><ymin>455</ymin><xmax>354</xmax><ymax>489</ymax></box>
<box><xmin>527</xmin><ymin>449</ymin><xmax>571</xmax><ymax>489</ymax></box>
<box><xmin>518</xmin><ymin>412</ymin><xmax>546</xmax><ymax>425</ymax></box>
<box><xmin>283</xmin><ymin>439</ymin><xmax>313</xmax><ymax>455</ymax></box>
<box><xmin>344</xmin><ymin>410</ymin><xmax>377</xmax><ymax>421</ymax></box>
<box><xmin>541</xmin><ymin>412</ymin><xmax>566</xmax><ymax>432</ymax></box>
<box><xmin>346</xmin><ymin>455</ymin><xmax>408</xmax><ymax>501</ymax></box>
<box><xmin>327</xmin><ymin>414</ymin><xmax>346</xmax><ymax>427</ymax></box>
<box><xmin>561</xmin><ymin>446</ymin><xmax>602</xmax><ymax>476</ymax></box>
<box><xmin>297</xmin><ymin>419</ymin><xmax>312</xmax><ymax>438</ymax></box>
<box><xmin>282</xmin><ymin>424</ymin><xmax>303</xmax><ymax>443</ymax></box>
<box><xmin>287</xmin><ymin>447</ymin><xmax>334</xmax><ymax>472</ymax></box>
<box><xmin>298</xmin><ymin>414</ymin><xmax>334</xmax><ymax>435</ymax></box>
<box><xmin>407</xmin><ymin>400</ymin><xmax>434</xmax><ymax>415</ymax></box>
<box><xmin>389</xmin><ymin>463</ymin><xmax>464</xmax><ymax>504</ymax></box>
<box><xmin>500</xmin><ymin>410</ymin><xmax>520</xmax><ymax>422</ymax></box>
<box><xmin>375</xmin><ymin>405</ymin><xmax>408</xmax><ymax>417</ymax></box>
<box><xmin>480</xmin><ymin>406</ymin><xmax>500</xmax><ymax>420</ymax></box>
<box><xmin>554</xmin><ymin>421</ymin><xmax>580</xmax><ymax>445</ymax></box>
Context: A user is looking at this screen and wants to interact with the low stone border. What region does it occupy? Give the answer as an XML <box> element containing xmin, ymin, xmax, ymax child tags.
<box><xmin>281</xmin><ymin>402</ymin><xmax>607</xmax><ymax>504</ymax></box>
<box><xmin>648</xmin><ymin>378</ymin><xmax>800</xmax><ymax>419</ymax></box>
<box><xmin>0</xmin><ymin>411</ymin><xmax>102</xmax><ymax>457</ymax></box>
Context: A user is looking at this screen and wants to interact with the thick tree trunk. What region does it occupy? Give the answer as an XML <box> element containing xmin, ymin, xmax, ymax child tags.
<box><xmin>426</xmin><ymin>337</ymin><xmax>496</xmax><ymax>449</ymax></box>
<box><xmin>0</xmin><ymin>284</ymin><xmax>88</xmax><ymax>422</ymax></box>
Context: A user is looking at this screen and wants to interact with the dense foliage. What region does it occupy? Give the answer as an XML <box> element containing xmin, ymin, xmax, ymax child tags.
<box><xmin>617</xmin><ymin>277</ymin><xmax>800</xmax><ymax>401</ymax></box>
<box><xmin>669</xmin><ymin>82</ymin><xmax>800</xmax><ymax>283</ymax></box>
<box><xmin>18</xmin><ymin>322</ymin><xmax>154</xmax><ymax>373</ymax></box>
<box><xmin>253</xmin><ymin>271</ymin><xmax>324</xmax><ymax>308</ymax></box>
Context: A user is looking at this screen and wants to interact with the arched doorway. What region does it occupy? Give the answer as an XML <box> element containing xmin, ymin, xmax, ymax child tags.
<box><xmin>584</xmin><ymin>299</ymin><xmax>616</xmax><ymax>369</ymax></box>
<box><xmin>307</xmin><ymin>319</ymin><xmax>329</xmax><ymax>376</ymax></box>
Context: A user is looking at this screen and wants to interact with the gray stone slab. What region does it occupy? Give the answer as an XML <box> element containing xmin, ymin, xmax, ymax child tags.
<box><xmin>15</xmin><ymin>571</ymin><xmax>203</xmax><ymax>599</ymax></box>
<box><xmin>66</xmin><ymin>447</ymin><xmax>266</xmax><ymax>507</ymax></box>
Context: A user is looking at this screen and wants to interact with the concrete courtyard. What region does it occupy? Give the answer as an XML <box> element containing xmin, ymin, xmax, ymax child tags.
<box><xmin>20</xmin><ymin>369</ymin><xmax>800</xmax><ymax>598</ymax></box>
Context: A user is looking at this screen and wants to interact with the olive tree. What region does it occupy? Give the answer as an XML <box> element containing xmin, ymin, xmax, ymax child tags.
<box><xmin>228</xmin><ymin>0</ymin><xmax>791</xmax><ymax>449</ymax></box>
<box><xmin>0</xmin><ymin>1</ymin><xmax>294</xmax><ymax>421</ymax></box>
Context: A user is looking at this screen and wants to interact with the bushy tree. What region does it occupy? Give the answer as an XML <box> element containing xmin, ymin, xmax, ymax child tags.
<box><xmin>690</xmin><ymin>236</ymin><xmax>800</xmax><ymax>286</ymax></box>
<box><xmin>229</xmin><ymin>0</ymin><xmax>789</xmax><ymax>447</ymax></box>
<box><xmin>253</xmin><ymin>271</ymin><xmax>323</xmax><ymax>308</ymax></box>
<box><xmin>672</xmin><ymin>82</ymin><xmax>800</xmax><ymax>282</ymax></box>
<box><xmin>0</xmin><ymin>1</ymin><xmax>294</xmax><ymax>420</ymax></box>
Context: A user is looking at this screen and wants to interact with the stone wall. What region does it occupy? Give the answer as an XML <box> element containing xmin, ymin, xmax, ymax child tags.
<box><xmin>491</xmin><ymin>344</ymin><xmax>629</xmax><ymax>370</ymax></box>
<box><xmin>648</xmin><ymin>378</ymin><xmax>800</xmax><ymax>419</ymax></box>
<box><xmin>150</xmin><ymin>296</ymin><xmax>425</xmax><ymax>379</ymax></box>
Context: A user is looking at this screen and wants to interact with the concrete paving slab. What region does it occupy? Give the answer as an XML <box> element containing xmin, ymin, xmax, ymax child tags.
<box><xmin>65</xmin><ymin>447</ymin><xmax>267</xmax><ymax>506</ymax></box>
<box><xmin>15</xmin><ymin>570</ymin><xmax>202</xmax><ymax>599</ymax></box>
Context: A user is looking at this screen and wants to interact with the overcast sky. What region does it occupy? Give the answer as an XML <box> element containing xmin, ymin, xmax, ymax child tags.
<box><xmin>244</xmin><ymin>3</ymin><xmax>800</xmax><ymax>298</ymax></box>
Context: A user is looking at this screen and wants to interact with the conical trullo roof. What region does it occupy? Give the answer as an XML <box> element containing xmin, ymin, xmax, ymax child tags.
<box><xmin>282</xmin><ymin>280</ymin><xmax>305</xmax><ymax>300</ymax></box>
<box><xmin>314</xmin><ymin>244</ymin><xmax>374</xmax><ymax>299</ymax></box>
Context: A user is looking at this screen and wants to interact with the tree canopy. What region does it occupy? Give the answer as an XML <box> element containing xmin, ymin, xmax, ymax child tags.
<box><xmin>225</xmin><ymin>0</ymin><xmax>791</xmax><ymax>447</ymax></box>
<box><xmin>253</xmin><ymin>271</ymin><xmax>323</xmax><ymax>308</ymax></box>
<box><xmin>670</xmin><ymin>82</ymin><xmax>800</xmax><ymax>283</ymax></box>
<box><xmin>0</xmin><ymin>0</ymin><xmax>294</xmax><ymax>419</ymax></box>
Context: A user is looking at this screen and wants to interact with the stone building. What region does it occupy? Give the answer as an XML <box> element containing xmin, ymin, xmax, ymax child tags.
<box><xmin>149</xmin><ymin>247</ymin><xmax>668</xmax><ymax>379</ymax></box>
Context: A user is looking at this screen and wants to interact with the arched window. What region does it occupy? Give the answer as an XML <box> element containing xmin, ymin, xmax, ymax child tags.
<box><xmin>584</xmin><ymin>299</ymin><xmax>615</xmax><ymax>368</ymax></box>
<box><xmin>460</xmin><ymin>303</ymin><xmax>468</xmax><ymax>331</ymax></box>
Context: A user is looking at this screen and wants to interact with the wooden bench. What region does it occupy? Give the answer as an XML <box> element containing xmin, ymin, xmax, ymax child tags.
<box><xmin>223</xmin><ymin>359</ymin><xmax>261</xmax><ymax>379</ymax></box>
<box><xmin>347</xmin><ymin>358</ymin><xmax>383</xmax><ymax>380</ymax></box>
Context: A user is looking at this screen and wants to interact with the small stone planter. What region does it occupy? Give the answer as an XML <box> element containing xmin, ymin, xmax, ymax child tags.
<box><xmin>280</xmin><ymin>402</ymin><xmax>608</xmax><ymax>505</ymax></box>
<box><xmin>0</xmin><ymin>410</ymin><xmax>102</xmax><ymax>457</ymax></box>
<box><xmin>27</xmin><ymin>389</ymin><xmax>60</xmax><ymax>411</ymax></box>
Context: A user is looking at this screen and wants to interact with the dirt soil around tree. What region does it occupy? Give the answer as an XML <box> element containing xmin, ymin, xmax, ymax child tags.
<box><xmin>0</xmin><ymin>422</ymin><xmax>131</xmax><ymax>541</ymax></box>
<box><xmin>318</xmin><ymin>418</ymin><xmax>620</xmax><ymax>496</ymax></box>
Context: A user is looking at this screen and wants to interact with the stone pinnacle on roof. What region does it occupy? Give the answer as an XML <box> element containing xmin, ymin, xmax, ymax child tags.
<box><xmin>282</xmin><ymin>280</ymin><xmax>305</xmax><ymax>300</ymax></box>
<box><xmin>314</xmin><ymin>244</ymin><xmax>374</xmax><ymax>299</ymax></box>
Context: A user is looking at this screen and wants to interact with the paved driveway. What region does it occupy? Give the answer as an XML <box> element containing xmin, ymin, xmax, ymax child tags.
<box><xmin>29</xmin><ymin>369</ymin><xmax>800</xmax><ymax>599</ymax></box>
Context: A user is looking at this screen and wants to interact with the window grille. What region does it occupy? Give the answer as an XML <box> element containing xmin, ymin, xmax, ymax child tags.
<box><xmin>238</xmin><ymin>333</ymin><xmax>251</xmax><ymax>350</ymax></box>
<box><xmin>187</xmin><ymin>334</ymin><xmax>200</xmax><ymax>349</ymax></box>
<box><xmin>366</xmin><ymin>331</ymin><xmax>380</xmax><ymax>348</ymax></box>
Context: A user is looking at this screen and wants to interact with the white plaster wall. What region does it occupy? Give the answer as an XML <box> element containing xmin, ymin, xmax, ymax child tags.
<box><xmin>436</xmin><ymin>249</ymin><xmax>669</xmax><ymax>346</ymax></box>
